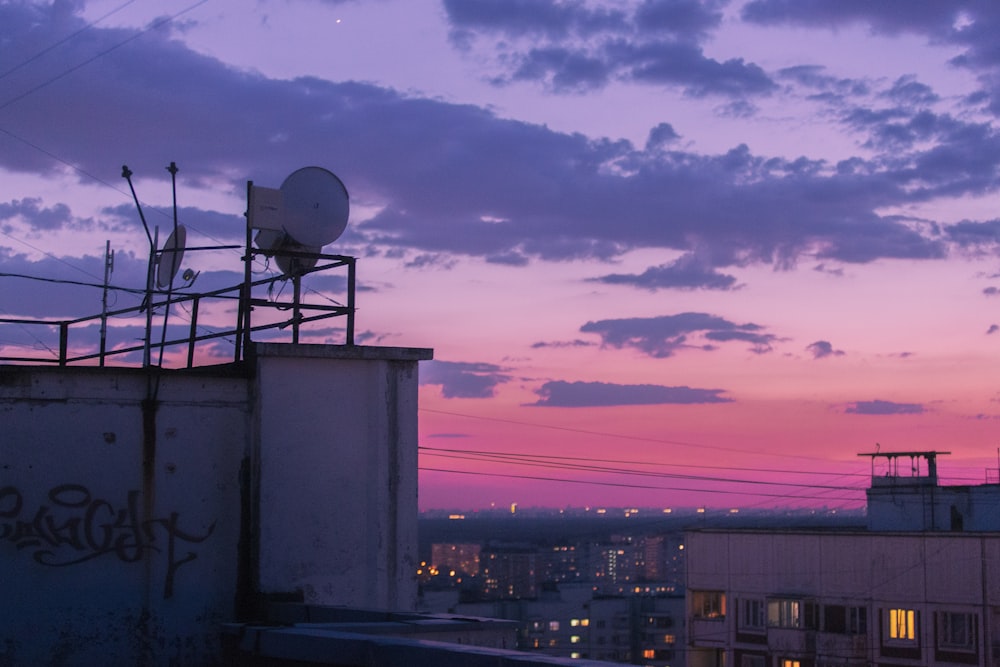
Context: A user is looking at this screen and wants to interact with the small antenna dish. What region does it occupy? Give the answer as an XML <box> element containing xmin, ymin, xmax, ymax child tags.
<box><xmin>278</xmin><ymin>166</ymin><xmax>349</xmax><ymax>248</ymax></box>
<box><xmin>156</xmin><ymin>224</ymin><xmax>187</xmax><ymax>289</ymax></box>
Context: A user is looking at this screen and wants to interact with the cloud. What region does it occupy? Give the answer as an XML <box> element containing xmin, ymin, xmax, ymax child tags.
<box><xmin>589</xmin><ymin>253</ymin><xmax>739</xmax><ymax>291</ymax></box>
<box><xmin>579</xmin><ymin>312</ymin><xmax>778</xmax><ymax>357</ymax></box>
<box><xmin>531</xmin><ymin>339</ymin><xmax>595</xmax><ymax>349</ymax></box>
<box><xmin>0</xmin><ymin>1</ymin><xmax>993</xmax><ymax>293</ymax></box>
<box><xmin>529</xmin><ymin>380</ymin><xmax>732</xmax><ymax>407</ymax></box>
<box><xmin>845</xmin><ymin>399</ymin><xmax>925</xmax><ymax>415</ymax></box>
<box><xmin>988</xmin><ymin>324</ymin><xmax>999</xmax><ymax>334</ymax></box>
<box><xmin>741</xmin><ymin>1</ymin><xmax>1000</xmax><ymax>112</ymax></box>
<box><xmin>443</xmin><ymin>0</ymin><xmax>775</xmax><ymax>98</ymax></box>
<box><xmin>0</xmin><ymin>198</ymin><xmax>77</xmax><ymax>231</ymax></box>
<box><xmin>806</xmin><ymin>340</ymin><xmax>844</xmax><ymax>359</ymax></box>
<box><xmin>420</xmin><ymin>360</ymin><xmax>512</xmax><ymax>398</ymax></box>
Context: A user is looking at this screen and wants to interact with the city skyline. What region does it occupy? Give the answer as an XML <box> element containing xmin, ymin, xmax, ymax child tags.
<box><xmin>2</xmin><ymin>1</ymin><xmax>1000</xmax><ymax>510</ymax></box>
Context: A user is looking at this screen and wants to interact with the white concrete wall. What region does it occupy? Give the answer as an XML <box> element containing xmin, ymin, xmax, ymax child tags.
<box><xmin>253</xmin><ymin>343</ymin><xmax>428</xmax><ymax>611</ymax></box>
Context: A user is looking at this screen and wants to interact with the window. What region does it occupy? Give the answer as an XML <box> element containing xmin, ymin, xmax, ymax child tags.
<box><xmin>570</xmin><ymin>635</ymin><xmax>581</xmax><ymax>644</ymax></box>
<box><xmin>849</xmin><ymin>606</ymin><xmax>867</xmax><ymax>635</ymax></box>
<box><xmin>549</xmin><ymin>621</ymin><xmax>560</xmax><ymax>632</ymax></box>
<box><xmin>740</xmin><ymin>655</ymin><xmax>765</xmax><ymax>667</ymax></box>
<box><xmin>824</xmin><ymin>604</ymin><xmax>865</xmax><ymax>634</ymax></box>
<box><xmin>888</xmin><ymin>608</ymin><xmax>916</xmax><ymax>642</ymax></box>
<box><xmin>643</xmin><ymin>649</ymin><xmax>656</xmax><ymax>659</ymax></box>
<box><xmin>693</xmin><ymin>591</ymin><xmax>727</xmax><ymax>619</ymax></box>
<box><xmin>768</xmin><ymin>599</ymin><xmax>801</xmax><ymax>628</ymax></box>
<box><xmin>740</xmin><ymin>599</ymin><xmax>766</xmax><ymax>632</ymax></box>
<box><xmin>663</xmin><ymin>634</ymin><xmax>676</xmax><ymax>644</ymax></box>
<box><xmin>781</xmin><ymin>660</ymin><xmax>800</xmax><ymax>667</ymax></box>
<box><xmin>938</xmin><ymin>612</ymin><xmax>976</xmax><ymax>651</ymax></box>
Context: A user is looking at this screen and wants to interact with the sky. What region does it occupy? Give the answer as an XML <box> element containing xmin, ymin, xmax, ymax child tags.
<box><xmin>2</xmin><ymin>0</ymin><xmax>1000</xmax><ymax>512</ymax></box>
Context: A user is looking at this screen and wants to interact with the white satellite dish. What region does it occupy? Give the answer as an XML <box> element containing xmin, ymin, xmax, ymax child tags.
<box><xmin>254</xmin><ymin>228</ymin><xmax>319</xmax><ymax>277</ymax></box>
<box><xmin>278</xmin><ymin>166</ymin><xmax>349</xmax><ymax>248</ymax></box>
<box><xmin>156</xmin><ymin>224</ymin><xmax>187</xmax><ymax>289</ymax></box>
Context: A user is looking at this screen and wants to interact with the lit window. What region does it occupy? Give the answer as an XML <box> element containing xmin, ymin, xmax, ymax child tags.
<box><xmin>571</xmin><ymin>635</ymin><xmax>580</xmax><ymax>643</ymax></box>
<box><xmin>643</xmin><ymin>649</ymin><xmax>656</xmax><ymax>659</ymax></box>
<box><xmin>768</xmin><ymin>599</ymin><xmax>801</xmax><ymax>628</ymax></box>
<box><xmin>570</xmin><ymin>619</ymin><xmax>580</xmax><ymax>627</ymax></box>
<box><xmin>782</xmin><ymin>660</ymin><xmax>800</xmax><ymax>667</ymax></box>
<box><xmin>692</xmin><ymin>591</ymin><xmax>726</xmax><ymax>619</ymax></box>
<box><xmin>889</xmin><ymin>608</ymin><xmax>916</xmax><ymax>641</ymax></box>
<box><xmin>939</xmin><ymin>612</ymin><xmax>976</xmax><ymax>651</ymax></box>
<box><xmin>581</xmin><ymin>619</ymin><xmax>590</xmax><ymax>627</ymax></box>
<box><xmin>663</xmin><ymin>634</ymin><xmax>676</xmax><ymax>644</ymax></box>
<box><xmin>570</xmin><ymin>652</ymin><xmax>581</xmax><ymax>659</ymax></box>
<box><xmin>549</xmin><ymin>621</ymin><xmax>560</xmax><ymax>632</ymax></box>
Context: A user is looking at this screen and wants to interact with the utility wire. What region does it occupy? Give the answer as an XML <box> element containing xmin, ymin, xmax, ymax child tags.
<box><xmin>0</xmin><ymin>0</ymin><xmax>139</xmax><ymax>82</ymax></box>
<box><xmin>418</xmin><ymin>467</ymin><xmax>862</xmax><ymax>502</ymax></box>
<box><xmin>0</xmin><ymin>0</ymin><xmax>210</xmax><ymax>113</ymax></box>
<box><xmin>421</xmin><ymin>450</ymin><xmax>868</xmax><ymax>493</ymax></box>
<box><xmin>420</xmin><ymin>445</ymin><xmax>870</xmax><ymax>479</ymax></box>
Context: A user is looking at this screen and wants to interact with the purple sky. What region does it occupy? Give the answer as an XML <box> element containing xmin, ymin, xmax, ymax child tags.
<box><xmin>3</xmin><ymin>0</ymin><xmax>1000</xmax><ymax>510</ymax></box>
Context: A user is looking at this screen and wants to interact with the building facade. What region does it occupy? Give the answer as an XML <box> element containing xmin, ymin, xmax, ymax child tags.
<box><xmin>686</xmin><ymin>452</ymin><xmax>1000</xmax><ymax>667</ymax></box>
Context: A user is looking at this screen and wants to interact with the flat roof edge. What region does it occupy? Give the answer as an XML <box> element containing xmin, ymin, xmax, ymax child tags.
<box><xmin>253</xmin><ymin>342</ymin><xmax>434</xmax><ymax>362</ymax></box>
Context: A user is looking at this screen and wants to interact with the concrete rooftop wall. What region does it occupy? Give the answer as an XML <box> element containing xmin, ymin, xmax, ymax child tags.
<box><xmin>0</xmin><ymin>342</ymin><xmax>430</xmax><ymax>666</ymax></box>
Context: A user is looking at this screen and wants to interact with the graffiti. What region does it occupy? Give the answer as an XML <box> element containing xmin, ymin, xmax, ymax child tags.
<box><xmin>0</xmin><ymin>484</ymin><xmax>215</xmax><ymax>598</ymax></box>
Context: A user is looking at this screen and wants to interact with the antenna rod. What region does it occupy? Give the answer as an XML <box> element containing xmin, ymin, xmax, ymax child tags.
<box><xmin>100</xmin><ymin>240</ymin><xmax>114</xmax><ymax>366</ymax></box>
<box><xmin>157</xmin><ymin>162</ymin><xmax>180</xmax><ymax>367</ymax></box>
<box><xmin>122</xmin><ymin>164</ymin><xmax>156</xmax><ymax>367</ymax></box>
<box><xmin>122</xmin><ymin>165</ymin><xmax>154</xmax><ymax>248</ymax></box>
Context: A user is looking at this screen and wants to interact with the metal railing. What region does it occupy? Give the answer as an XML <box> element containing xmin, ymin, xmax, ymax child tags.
<box><xmin>0</xmin><ymin>252</ymin><xmax>355</xmax><ymax>368</ymax></box>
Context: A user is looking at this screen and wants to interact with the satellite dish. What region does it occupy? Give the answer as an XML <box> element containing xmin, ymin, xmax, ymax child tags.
<box><xmin>278</xmin><ymin>166</ymin><xmax>349</xmax><ymax>248</ymax></box>
<box><xmin>156</xmin><ymin>224</ymin><xmax>187</xmax><ymax>289</ymax></box>
<box><xmin>254</xmin><ymin>228</ymin><xmax>319</xmax><ymax>277</ymax></box>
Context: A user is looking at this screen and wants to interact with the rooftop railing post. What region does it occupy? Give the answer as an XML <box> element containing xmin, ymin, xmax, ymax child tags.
<box><xmin>347</xmin><ymin>257</ymin><xmax>356</xmax><ymax>346</ymax></box>
<box><xmin>59</xmin><ymin>322</ymin><xmax>68</xmax><ymax>366</ymax></box>
<box><xmin>187</xmin><ymin>295</ymin><xmax>200</xmax><ymax>368</ymax></box>
<box><xmin>292</xmin><ymin>274</ymin><xmax>301</xmax><ymax>345</ymax></box>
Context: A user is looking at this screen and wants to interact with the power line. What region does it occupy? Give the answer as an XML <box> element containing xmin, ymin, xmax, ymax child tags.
<box><xmin>421</xmin><ymin>450</ymin><xmax>868</xmax><ymax>493</ymax></box>
<box><xmin>421</xmin><ymin>407</ymin><xmax>853</xmax><ymax>463</ymax></box>
<box><xmin>418</xmin><ymin>467</ymin><xmax>862</xmax><ymax>502</ymax></box>
<box><xmin>0</xmin><ymin>0</ymin><xmax>210</xmax><ymax>113</ymax></box>
<box><xmin>0</xmin><ymin>0</ymin><xmax>139</xmax><ymax>83</ymax></box>
<box><xmin>420</xmin><ymin>445</ymin><xmax>869</xmax><ymax>479</ymax></box>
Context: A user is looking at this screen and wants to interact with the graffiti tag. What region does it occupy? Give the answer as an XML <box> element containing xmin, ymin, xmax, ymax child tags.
<box><xmin>0</xmin><ymin>484</ymin><xmax>215</xmax><ymax>598</ymax></box>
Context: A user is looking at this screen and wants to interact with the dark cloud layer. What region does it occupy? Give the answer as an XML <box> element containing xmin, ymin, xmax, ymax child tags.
<box><xmin>580</xmin><ymin>312</ymin><xmax>777</xmax><ymax>357</ymax></box>
<box><xmin>1</xmin><ymin>1</ymin><xmax>999</xmax><ymax>307</ymax></box>
<box><xmin>806</xmin><ymin>340</ymin><xmax>844</xmax><ymax>359</ymax></box>
<box><xmin>444</xmin><ymin>0</ymin><xmax>773</xmax><ymax>96</ymax></box>
<box><xmin>530</xmin><ymin>379</ymin><xmax>732</xmax><ymax>407</ymax></box>
<box><xmin>846</xmin><ymin>399</ymin><xmax>925</xmax><ymax>415</ymax></box>
<box><xmin>420</xmin><ymin>360</ymin><xmax>512</xmax><ymax>398</ymax></box>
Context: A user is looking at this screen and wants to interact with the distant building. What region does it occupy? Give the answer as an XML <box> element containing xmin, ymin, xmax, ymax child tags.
<box><xmin>685</xmin><ymin>451</ymin><xmax>1000</xmax><ymax>667</ymax></box>
<box><xmin>441</xmin><ymin>582</ymin><xmax>685</xmax><ymax>664</ymax></box>
<box><xmin>482</xmin><ymin>543</ymin><xmax>539</xmax><ymax>599</ymax></box>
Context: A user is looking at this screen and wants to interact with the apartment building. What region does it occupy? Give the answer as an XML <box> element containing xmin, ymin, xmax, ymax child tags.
<box><xmin>686</xmin><ymin>451</ymin><xmax>1000</xmax><ymax>667</ymax></box>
